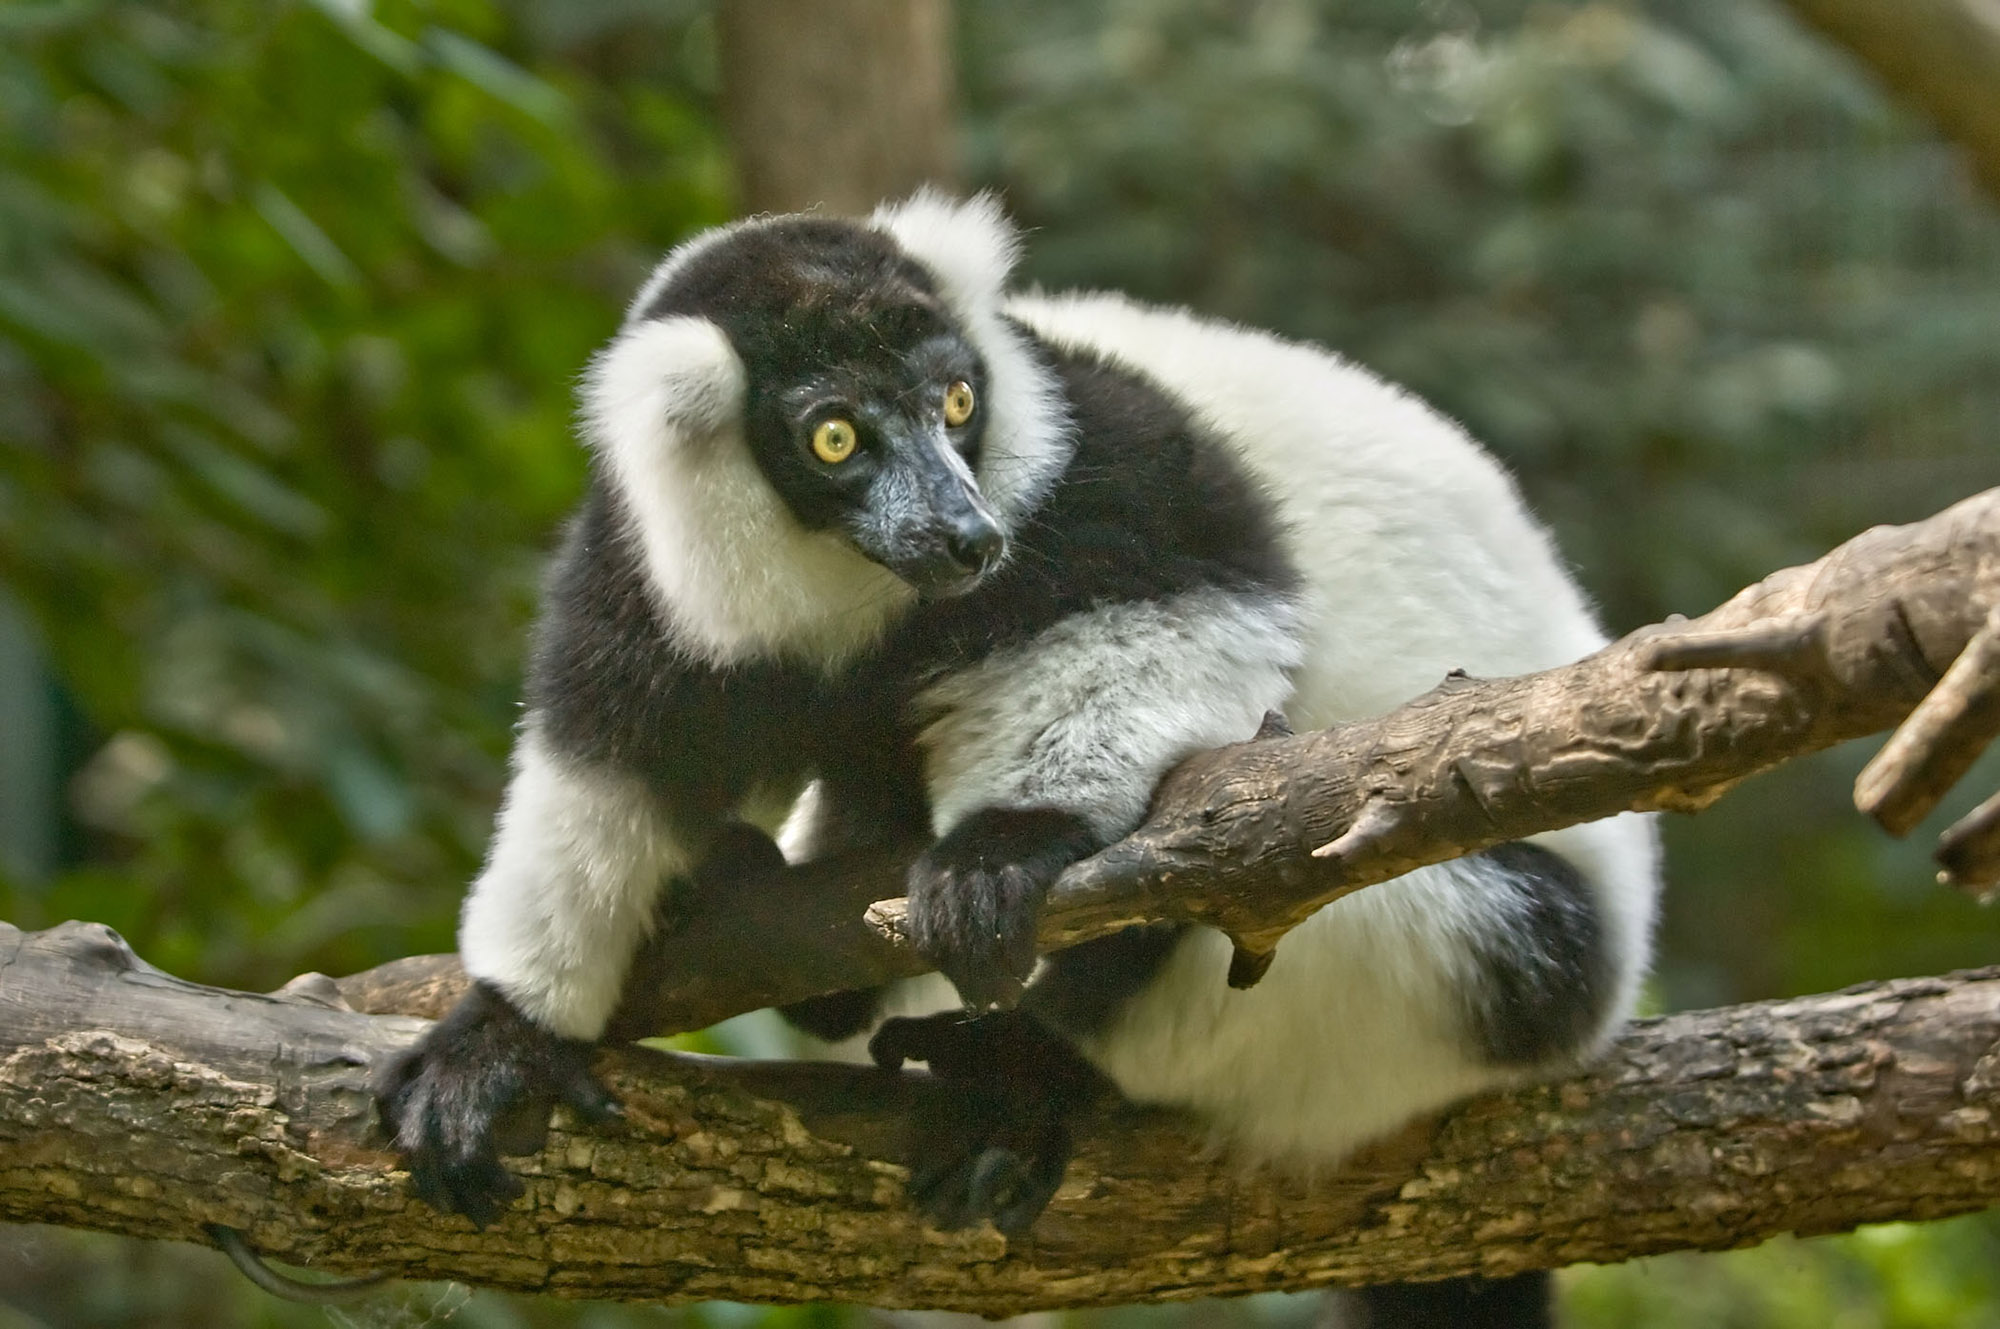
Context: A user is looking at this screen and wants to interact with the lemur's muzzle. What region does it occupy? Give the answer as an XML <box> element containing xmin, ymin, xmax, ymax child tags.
<box><xmin>944</xmin><ymin>512</ymin><xmax>1006</xmax><ymax>579</ymax></box>
<box><xmin>901</xmin><ymin>502</ymin><xmax>1005</xmax><ymax>597</ymax></box>
<box><xmin>848</xmin><ymin>422</ymin><xmax>1007</xmax><ymax>597</ymax></box>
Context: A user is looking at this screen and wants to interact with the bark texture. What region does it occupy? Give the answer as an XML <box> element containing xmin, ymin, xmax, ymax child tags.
<box><xmin>339</xmin><ymin>488</ymin><xmax>2000</xmax><ymax>1032</ymax></box>
<box><xmin>1778</xmin><ymin>0</ymin><xmax>2000</xmax><ymax>201</ymax></box>
<box><xmin>5</xmin><ymin>920</ymin><xmax>2000</xmax><ymax>1312</ymax></box>
<box><xmin>717</xmin><ymin>0</ymin><xmax>958</xmax><ymax>215</ymax></box>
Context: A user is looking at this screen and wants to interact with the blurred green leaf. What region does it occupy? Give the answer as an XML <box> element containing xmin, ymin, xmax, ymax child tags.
<box><xmin>0</xmin><ymin>0</ymin><xmax>729</xmax><ymax>993</ymax></box>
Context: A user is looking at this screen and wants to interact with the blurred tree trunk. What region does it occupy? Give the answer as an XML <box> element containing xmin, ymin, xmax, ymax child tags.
<box><xmin>1778</xmin><ymin>0</ymin><xmax>2000</xmax><ymax>201</ymax></box>
<box><xmin>717</xmin><ymin>0</ymin><xmax>958</xmax><ymax>216</ymax></box>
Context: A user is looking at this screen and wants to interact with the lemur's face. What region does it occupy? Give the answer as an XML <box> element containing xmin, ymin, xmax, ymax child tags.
<box><xmin>643</xmin><ymin>219</ymin><xmax>1006</xmax><ymax>597</ymax></box>
<box><xmin>743</xmin><ymin>311</ymin><xmax>1000</xmax><ymax>598</ymax></box>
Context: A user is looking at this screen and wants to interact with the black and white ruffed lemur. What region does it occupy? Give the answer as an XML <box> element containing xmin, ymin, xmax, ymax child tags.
<box><xmin>376</xmin><ymin>193</ymin><xmax>1660</xmax><ymax>1328</ymax></box>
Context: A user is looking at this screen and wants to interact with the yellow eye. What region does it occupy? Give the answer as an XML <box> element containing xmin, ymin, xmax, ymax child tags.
<box><xmin>811</xmin><ymin>418</ymin><xmax>858</xmax><ymax>464</ymax></box>
<box><xmin>944</xmin><ymin>380</ymin><xmax>976</xmax><ymax>427</ymax></box>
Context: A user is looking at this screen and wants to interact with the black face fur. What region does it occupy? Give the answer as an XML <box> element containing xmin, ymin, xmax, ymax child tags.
<box><xmin>641</xmin><ymin>219</ymin><xmax>1003</xmax><ymax>594</ymax></box>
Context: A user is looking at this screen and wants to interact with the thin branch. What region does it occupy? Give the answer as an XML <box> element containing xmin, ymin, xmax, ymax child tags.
<box><xmin>205</xmin><ymin>1225</ymin><xmax>394</xmax><ymax>1305</ymax></box>
<box><xmin>1854</xmin><ymin>605</ymin><xmax>2000</xmax><ymax>834</ymax></box>
<box><xmin>1640</xmin><ymin>614</ymin><xmax>1832</xmax><ymax>676</ymax></box>
<box><xmin>1939</xmin><ymin>791</ymin><xmax>2000</xmax><ymax>896</ymax></box>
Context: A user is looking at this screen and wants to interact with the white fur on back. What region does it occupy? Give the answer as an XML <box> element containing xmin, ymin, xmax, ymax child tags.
<box><xmin>915</xmin><ymin>588</ymin><xmax>1304</xmax><ymax>840</ymax></box>
<box><xmin>1007</xmin><ymin>290</ymin><xmax>1607</xmax><ymax>721</ymax></box>
<box><xmin>1004</xmin><ymin>288</ymin><xmax>1659</xmax><ymax>1164</ymax></box>
<box><xmin>459</xmin><ymin>726</ymin><xmax>687</xmax><ymax>1039</ymax></box>
<box><xmin>1078</xmin><ymin>819</ymin><xmax>1655</xmax><ymax>1163</ymax></box>
<box><xmin>581</xmin><ymin>315</ymin><xmax>914</xmax><ymax>666</ymax></box>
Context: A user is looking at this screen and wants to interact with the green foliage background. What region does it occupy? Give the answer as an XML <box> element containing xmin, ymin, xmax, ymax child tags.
<box><xmin>2</xmin><ymin>0</ymin><xmax>1999</xmax><ymax>1325</ymax></box>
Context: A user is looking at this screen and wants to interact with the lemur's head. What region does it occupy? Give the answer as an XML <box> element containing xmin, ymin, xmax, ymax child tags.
<box><xmin>583</xmin><ymin>193</ymin><xmax>1069</xmax><ymax>663</ymax></box>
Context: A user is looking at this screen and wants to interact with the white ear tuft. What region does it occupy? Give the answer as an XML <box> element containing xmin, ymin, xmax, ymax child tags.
<box><xmin>876</xmin><ymin>191</ymin><xmax>1070</xmax><ymax>529</ymax></box>
<box><xmin>581</xmin><ymin>316</ymin><xmax>745</xmax><ymax>460</ymax></box>
<box><xmin>871</xmin><ymin>189</ymin><xmax>1020</xmax><ymax>313</ymax></box>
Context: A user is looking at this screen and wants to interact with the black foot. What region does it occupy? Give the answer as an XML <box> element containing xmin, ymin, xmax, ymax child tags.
<box><xmin>1347</xmin><ymin>1271</ymin><xmax>1553</xmax><ymax>1329</ymax></box>
<box><xmin>906</xmin><ymin>807</ymin><xmax>1102</xmax><ymax>1009</ymax></box>
<box><xmin>374</xmin><ymin>981</ymin><xmax>618</xmax><ymax>1226</ymax></box>
<box><xmin>779</xmin><ymin>986</ymin><xmax>884</xmax><ymax>1042</ymax></box>
<box><xmin>694</xmin><ymin>822</ymin><xmax>791</xmax><ymax>895</ymax></box>
<box><xmin>870</xmin><ymin>1008</ymin><xmax>1106</xmax><ymax>1235</ymax></box>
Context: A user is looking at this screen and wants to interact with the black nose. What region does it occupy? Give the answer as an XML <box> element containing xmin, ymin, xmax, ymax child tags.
<box><xmin>945</xmin><ymin>517</ymin><xmax>1006</xmax><ymax>575</ymax></box>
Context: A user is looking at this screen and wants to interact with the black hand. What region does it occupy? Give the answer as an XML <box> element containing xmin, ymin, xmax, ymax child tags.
<box><xmin>870</xmin><ymin>1008</ymin><xmax>1106</xmax><ymax>1236</ymax></box>
<box><xmin>905</xmin><ymin>807</ymin><xmax>1102</xmax><ymax>1009</ymax></box>
<box><xmin>373</xmin><ymin>981</ymin><xmax>618</xmax><ymax>1226</ymax></box>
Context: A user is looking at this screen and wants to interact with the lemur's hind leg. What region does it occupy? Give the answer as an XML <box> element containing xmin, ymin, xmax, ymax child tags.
<box><xmin>870</xmin><ymin>1006</ymin><xmax>1112</xmax><ymax>1235</ymax></box>
<box><xmin>866</xmin><ymin>924</ymin><xmax>1179</xmax><ymax>1233</ymax></box>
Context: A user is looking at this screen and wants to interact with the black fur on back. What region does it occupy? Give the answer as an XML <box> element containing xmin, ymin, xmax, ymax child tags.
<box><xmin>1024</xmin><ymin>924</ymin><xmax>1188</xmax><ymax>1037</ymax></box>
<box><xmin>1345</xmin><ymin>1271</ymin><xmax>1554</xmax><ymax>1329</ymax></box>
<box><xmin>867</xmin><ymin>335</ymin><xmax>1300</xmax><ymax>682</ymax></box>
<box><xmin>1464</xmin><ymin>841</ymin><xmax>1615</xmax><ymax>1067</ymax></box>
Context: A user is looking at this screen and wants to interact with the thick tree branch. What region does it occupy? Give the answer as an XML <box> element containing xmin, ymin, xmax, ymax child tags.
<box><xmin>1777</xmin><ymin>0</ymin><xmax>2000</xmax><ymax>202</ymax></box>
<box><xmin>340</xmin><ymin>488</ymin><xmax>2000</xmax><ymax>1033</ymax></box>
<box><xmin>5</xmin><ymin>920</ymin><xmax>2000</xmax><ymax>1312</ymax></box>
